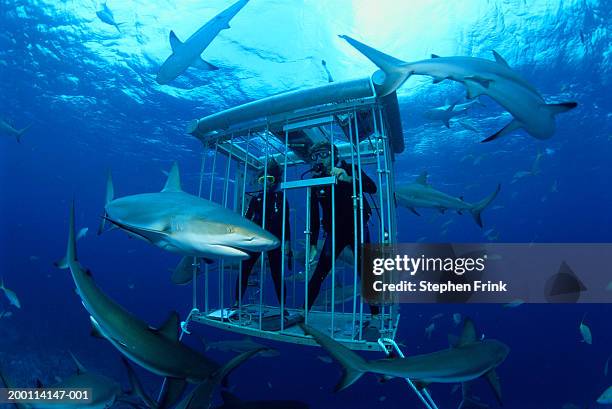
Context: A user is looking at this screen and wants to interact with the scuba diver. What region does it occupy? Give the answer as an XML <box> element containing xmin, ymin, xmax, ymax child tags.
<box><xmin>234</xmin><ymin>160</ymin><xmax>292</xmax><ymax>311</ymax></box>
<box><xmin>305</xmin><ymin>142</ymin><xmax>381</xmax><ymax>334</ymax></box>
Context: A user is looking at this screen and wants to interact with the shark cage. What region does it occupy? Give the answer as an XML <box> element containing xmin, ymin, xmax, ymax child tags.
<box><xmin>176</xmin><ymin>82</ymin><xmax>442</xmax><ymax>409</ymax></box>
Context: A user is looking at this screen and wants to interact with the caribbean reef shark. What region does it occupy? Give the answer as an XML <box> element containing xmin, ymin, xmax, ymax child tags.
<box><xmin>340</xmin><ymin>34</ymin><xmax>577</xmax><ymax>142</ymax></box>
<box><xmin>56</xmin><ymin>203</ymin><xmax>262</xmax><ymax>408</ymax></box>
<box><xmin>423</xmin><ymin>98</ymin><xmax>484</xmax><ymax>128</ymax></box>
<box><xmin>1</xmin><ymin>118</ymin><xmax>31</xmax><ymax>143</ymax></box>
<box><xmin>156</xmin><ymin>0</ymin><xmax>249</xmax><ymax>84</ymax></box>
<box><xmin>395</xmin><ymin>172</ymin><xmax>500</xmax><ymax>228</ymax></box>
<box><xmin>301</xmin><ymin>319</ymin><xmax>508</xmax><ymax>406</ymax></box>
<box><xmin>0</xmin><ymin>352</ymin><xmax>142</xmax><ymax>409</ymax></box>
<box><xmin>99</xmin><ymin>162</ymin><xmax>279</xmax><ymax>260</ymax></box>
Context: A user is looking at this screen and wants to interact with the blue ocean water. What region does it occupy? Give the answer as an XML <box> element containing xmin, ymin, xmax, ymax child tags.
<box><xmin>1</xmin><ymin>1</ymin><xmax>611</xmax><ymax>408</ymax></box>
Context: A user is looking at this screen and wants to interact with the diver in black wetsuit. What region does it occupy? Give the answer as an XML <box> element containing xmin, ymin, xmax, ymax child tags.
<box><xmin>305</xmin><ymin>142</ymin><xmax>380</xmax><ymax>321</ymax></box>
<box><xmin>234</xmin><ymin>160</ymin><xmax>292</xmax><ymax>309</ymax></box>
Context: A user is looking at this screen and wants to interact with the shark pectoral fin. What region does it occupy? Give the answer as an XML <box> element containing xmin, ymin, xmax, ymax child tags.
<box><xmin>155</xmin><ymin>311</ymin><xmax>180</xmax><ymax>341</ymax></box>
<box><xmin>90</xmin><ymin>323</ymin><xmax>105</xmax><ymax>339</ymax></box>
<box><xmin>122</xmin><ymin>357</ymin><xmax>157</xmax><ymax>409</ymax></box>
<box><xmin>484</xmin><ymin>369</ymin><xmax>503</xmax><ymax>406</ymax></box>
<box><xmin>220</xmin><ymin>391</ymin><xmax>242</xmax><ymax>406</ymax></box>
<box><xmin>465</xmin><ymin>76</ymin><xmax>492</xmax><ymax>88</ymax></box>
<box><xmin>545</xmin><ymin>102</ymin><xmax>578</xmax><ymax>115</ymax></box>
<box><xmin>169</xmin><ymin>30</ymin><xmax>183</xmax><ymax>52</ymax></box>
<box><xmin>432</xmin><ymin>76</ymin><xmax>446</xmax><ymax>84</ymax></box>
<box><xmin>171</xmin><ymin>257</ymin><xmax>198</xmax><ymax>285</ymax></box>
<box><xmin>69</xmin><ymin>351</ymin><xmax>87</xmax><ymax>374</ymax></box>
<box><xmin>335</xmin><ymin>367</ymin><xmax>364</xmax><ymax>392</ymax></box>
<box><xmin>443</xmin><ymin>119</ymin><xmax>450</xmax><ymax>128</ymax></box>
<box><xmin>492</xmin><ymin>50</ymin><xmax>510</xmax><ymax>68</ymax></box>
<box><xmin>464</xmin><ymin>80</ymin><xmax>487</xmax><ymax>100</ymax></box>
<box><xmin>193</xmin><ymin>58</ymin><xmax>219</xmax><ymax>71</ymax></box>
<box><xmin>409</xmin><ymin>207</ymin><xmax>421</xmax><ymax>216</ymax></box>
<box><xmin>158</xmin><ymin>378</ymin><xmax>187</xmax><ymax>409</ymax></box>
<box><xmin>481</xmin><ymin>119</ymin><xmax>522</xmax><ymax>143</ymax></box>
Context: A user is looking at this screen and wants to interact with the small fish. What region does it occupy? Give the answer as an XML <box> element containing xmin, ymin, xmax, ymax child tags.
<box><xmin>606</xmin><ymin>281</ymin><xmax>612</xmax><ymax>291</ymax></box>
<box><xmin>378</xmin><ymin>396</ymin><xmax>387</xmax><ymax>402</ymax></box>
<box><xmin>76</xmin><ymin>227</ymin><xmax>89</xmax><ymax>241</ymax></box>
<box><xmin>579</xmin><ymin>314</ymin><xmax>592</xmax><ymax>345</ymax></box>
<box><xmin>29</xmin><ymin>255</ymin><xmax>39</xmax><ymax>262</ymax></box>
<box><xmin>452</xmin><ymin>313</ymin><xmax>462</xmax><ymax>326</ymax></box>
<box><xmin>0</xmin><ymin>277</ymin><xmax>21</xmax><ymax>309</ymax></box>
<box><xmin>491</xmin><ymin>205</ymin><xmax>504</xmax><ymax>210</ymax></box>
<box><xmin>267</xmin><ymin>381</ymin><xmax>272</xmax><ymax>389</ymax></box>
<box><xmin>503</xmin><ymin>299</ymin><xmax>524</xmax><ymax>308</ymax></box>
<box><xmin>605</xmin><ymin>354</ymin><xmax>611</xmax><ymax>376</ymax></box>
<box><xmin>128</xmin><ymin>283</ymin><xmax>135</xmax><ymax>290</ymax></box>
<box><xmin>424</xmin><ymin>322</ymin><xmax>435</xmax><ymax>339</ymax></box>
<box><xmin>317</xmin><ymin>355</ymin><xmax>333</xmax><ymax>364</ymax></box>
<box><xmin>430</xmin><ymin>313</ymin><xmax>444</xmax><ymax>321</ymax></box>
<box><xmin>451</xmin><ymin>384</ymin><xmax>460</xmax><ymax>394</ymax></box>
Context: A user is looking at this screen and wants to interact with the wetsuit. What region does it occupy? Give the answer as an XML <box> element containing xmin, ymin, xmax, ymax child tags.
<box><xmin>235</xmin><ymin>189</ymin><xmax>290</xmax><ymax>304</ymax></box>
<box><xmin>306</xmin><ymin>161</ymin><xmax>380</xmax><ymax>314</ymax></box>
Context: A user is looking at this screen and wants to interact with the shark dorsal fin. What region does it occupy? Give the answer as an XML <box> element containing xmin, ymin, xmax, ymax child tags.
<box><xmin>492</xmin><ymin>50</ymin><xmax>510</xmax><ymax>68</ymax></box>
<box><xmin>431</xmin><ymin>54</ymin><xmax>441</xmax><ymax>58</ymax></box>
<box><xmin>169</xmin><ymin>31</ymin><xmax>183</xmax><ymax>53</ymax></box>
<box><xmin>157</xmin><ymin>311</ymin><xmax>180</xmax><ymax>341</ymax></box>
<box><xmin>221</xmin><ymin>391</ymin><xmax>242</xmax><ymax>405</ymax></box>
<box><xmin>416</xmin><ymin>172</ymin><xmax>428</xmax><ymax>185</ymax></box>
<box><xmin>457</xmin><ymin>318</ymin><xmax>477</xmax><ymax>346</ymax></box>
<box><xmin>35</xmin><ymin>379</ymin><xmax>44</xmax><ymax>388</ymax></box>
<box><xmin>162</xmin><ymin>162</ymin><xmax>182</xmax><ymax>192</ymax></box>
<box><xmin>69</xmin><ymin>352</ymin><xmax>87</xmax><ymax>374</ymax></box>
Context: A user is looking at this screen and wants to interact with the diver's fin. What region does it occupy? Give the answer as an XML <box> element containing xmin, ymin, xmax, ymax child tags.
<box><xmin>470</xmin><ymin>184</ymin><xmax>501</xmax><ymax>228</ymax></box>
<box><xmin>169</xmin><ymin>30</ymin><xmax>183</xmax><ymax>52</ymax></box>
<box><xmin>98</xmin><ymin>171</ymin><xmax>114</xmax><ymax>235</ymax></box>
<box><xmin>481</xmin><ymin>119</ymin><xmax>522</xmax><ymax>142</ymax></box>
<box><xmin>162</xmin><ymin>162</ymin><xmax>182</xmax><ymax>192</ymax></box>
<box><xmin>193</xmin><ymin>57</ymin><xmax>219</xmax><ymax>71</ymax></box>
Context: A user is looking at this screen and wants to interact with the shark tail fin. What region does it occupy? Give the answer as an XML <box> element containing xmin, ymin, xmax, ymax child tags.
<box><xmin>54</xmin><ymin>200</ymin><xmax>77</xmax><ymax>269</ymax></box>
<box><xmin>299</xmin><ymin>324</ymin><xmax>368</xmax><ymax>391</ymax></box>
<box><xmin>97</xmin><ymin>171</ymin><xmax>114</xmax><ymax>235</ymax></box>
<box><xmin>338</xmin><ymin>35</ymin><xmax>411</xmax><ymax>95</ymax></box>
<box><xmin>470</xmin><ymin>184</ymin><xmax>501</xmax><ymax>228</ymax></box>
<box><xmin>15</xmin><ymin>123</ymin><xmax>31</xmax><ymax>144</ymax></box>
<box><xmin>179</xmin><ymin>347</ymin><xmax>265</xmax><ymax>409</ymax></box>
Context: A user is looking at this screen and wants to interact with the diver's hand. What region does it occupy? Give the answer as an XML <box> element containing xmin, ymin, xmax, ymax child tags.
<box><xmin>331</xmin><ymin>167</ymin><xmax>351</xmax><ymax>183</ymax></box>
<box><xmin>308</xmin><ymin>245</ymin><xmax>318</xmax><ymax>265</ymax></box>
